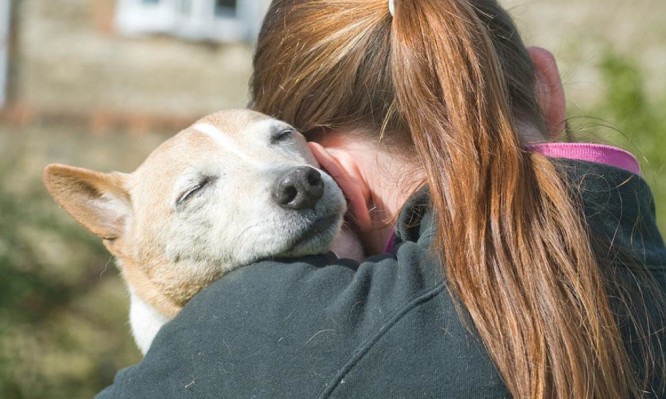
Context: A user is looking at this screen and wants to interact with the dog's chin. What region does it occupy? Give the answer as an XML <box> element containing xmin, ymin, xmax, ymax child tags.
<box><xmin>278</xmin><ymin>213</ymin><xmax>342</xmax><ymax>258</ymax></box>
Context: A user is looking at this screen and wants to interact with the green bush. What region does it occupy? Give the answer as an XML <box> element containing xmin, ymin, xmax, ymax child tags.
<box><xmin>0</xmin><ymin>162</ymin><xmax>140</xmax><ymax>399</ymax></box>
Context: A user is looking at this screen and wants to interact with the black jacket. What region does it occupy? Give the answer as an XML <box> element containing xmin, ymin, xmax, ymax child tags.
<box><xmin>97</xmin><ymin>160</ymin><xmax>665</xmax><ymax>398</ymax></box>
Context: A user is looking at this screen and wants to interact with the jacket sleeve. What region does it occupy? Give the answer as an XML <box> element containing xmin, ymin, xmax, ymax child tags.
<box><xmin>94</xmin><ymin>249</ymin><xmax>446</xmax><ymax>398</ymax></box>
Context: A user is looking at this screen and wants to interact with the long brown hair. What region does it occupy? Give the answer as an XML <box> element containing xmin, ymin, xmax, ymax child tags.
<box><xmin>251</xmin><ymin>0</ymin><xmax>662</xmax><ymax>397</ymax></box>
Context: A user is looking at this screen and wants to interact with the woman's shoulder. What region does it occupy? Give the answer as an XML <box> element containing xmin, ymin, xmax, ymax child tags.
<box><xmin>555</xmin><ymin>157</ymin><xmax>666</xmax><ymax>270</ymax></box>
<box><xmin>97</xmin><ymin>241</ymin><xmax>509</xmax><ymax>398</ymax></box>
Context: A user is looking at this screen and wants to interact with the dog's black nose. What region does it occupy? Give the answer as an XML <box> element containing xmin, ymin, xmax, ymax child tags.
<box><xmin>272</xmin><ymin>166</ymin><xmax>324</xmax><ymax>210</ymax></box>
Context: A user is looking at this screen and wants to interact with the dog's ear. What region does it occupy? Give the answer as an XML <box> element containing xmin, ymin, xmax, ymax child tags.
<box><xmin>43</xmin><ymin>164</ymin><xmax>131</xmax><ymax>243</ymax></box>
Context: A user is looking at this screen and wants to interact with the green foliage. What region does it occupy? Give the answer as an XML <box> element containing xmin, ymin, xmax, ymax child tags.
<box><xmin>599</xmin><ymin>47</ymin><xmax>649</xmax><ymax>122</ymax></box>
<box><xmin>0</xmin><ymin>161</ymin><xmax>140</xmax><ymax>399</ymax></box>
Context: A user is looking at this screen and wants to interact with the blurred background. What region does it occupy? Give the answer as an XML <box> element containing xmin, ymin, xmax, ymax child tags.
<box><xmin>0</xmin><ymin>0</ymin><xmax>664</xmax><ymax>397</ymax></box>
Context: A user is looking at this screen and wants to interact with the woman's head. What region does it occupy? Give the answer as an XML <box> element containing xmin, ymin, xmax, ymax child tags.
<box><xmin>251</xmin><ymin>0</ymin><xmax>545</xmax><ymax>147</ymax></box>
<box><xmin>252</xmin><ymin>1</ymin><xmax>656</xmax><ymax>397</ymax></box>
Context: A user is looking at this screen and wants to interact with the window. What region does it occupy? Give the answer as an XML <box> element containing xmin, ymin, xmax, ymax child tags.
<box><xmin>215</xmin><ymin>0</ymin><xmax>236</xmax><ymax>17</ymax></box>
<box><xmin>115</xmin><ymin>0</ymin><xmax>269</xmax><ymax>43</ymax></box>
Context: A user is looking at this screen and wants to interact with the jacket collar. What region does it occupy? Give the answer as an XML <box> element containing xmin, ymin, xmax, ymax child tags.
<box><xmin>393</xmin><ymin>159</ymin><xmax>665</xmax><ymax>269</ymax></box>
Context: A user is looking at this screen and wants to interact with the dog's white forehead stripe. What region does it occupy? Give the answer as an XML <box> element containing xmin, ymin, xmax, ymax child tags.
<box><xmin>192</xmin><ymin>122</ymin><xmax>263</xmax><ymax>167</ymax></box>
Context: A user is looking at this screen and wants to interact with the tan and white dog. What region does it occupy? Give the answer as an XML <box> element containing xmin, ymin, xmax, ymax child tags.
<box><xmin>43</xmin><ymin>109</ymin><xmax>361</xmax><ymax>354</ymax></box>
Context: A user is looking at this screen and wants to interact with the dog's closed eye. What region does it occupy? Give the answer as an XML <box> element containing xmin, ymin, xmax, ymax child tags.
<box><xmin>270</xmin><ymin>128</ymin><xmax>294</xmax><ymax>145</ymax></box>
<box><xmin>176</xmin><ymin>176</ymin><xmax>216</xmax><ymax>206</ymax></box>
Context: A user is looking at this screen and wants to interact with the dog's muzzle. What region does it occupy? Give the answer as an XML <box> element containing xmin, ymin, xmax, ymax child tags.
<box><xmin>272</xmin><ymin>166</ymin><xmax>324</xmax><ymax>210</ymax></box>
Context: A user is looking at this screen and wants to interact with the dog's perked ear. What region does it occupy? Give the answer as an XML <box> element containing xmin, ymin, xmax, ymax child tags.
<box><xmin>42</xmin><ymin>164</ymin><xmax>131</xmax><ymax>248</ymax></box>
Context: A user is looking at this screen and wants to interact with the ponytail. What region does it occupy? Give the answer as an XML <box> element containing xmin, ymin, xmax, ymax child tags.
<box><xmin>252</xmin><ymin>0</ymin><xmax>662</xmax><ymax>396</ymax></box>
<box><xmin>390</xmin><ymin>1</ymin><xmax>638</xmax><ymax>397</ymax></box>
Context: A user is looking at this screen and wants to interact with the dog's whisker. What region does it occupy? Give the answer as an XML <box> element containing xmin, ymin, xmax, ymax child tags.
<box><xmin>100</xmin><ymin>255</ymin><xmax>114</xmax><ymax>278</ymax></box>
<box><xmin>232</xmin><ymin>221</ymin><xmax>265</xmax><ymax>242</ymax></box>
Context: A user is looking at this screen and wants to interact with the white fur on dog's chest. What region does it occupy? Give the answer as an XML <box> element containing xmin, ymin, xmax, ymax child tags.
<box><xmin>128</xmin><ymin>289</ymin><xmax>172</xmax><ymax>354</ymax></box>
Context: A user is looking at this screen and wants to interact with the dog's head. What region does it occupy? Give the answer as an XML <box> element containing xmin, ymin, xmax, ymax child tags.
<box><xmin>43</xmin><ymin>109</ymin><xmax>346</xmax><ymax>318</ymax></box>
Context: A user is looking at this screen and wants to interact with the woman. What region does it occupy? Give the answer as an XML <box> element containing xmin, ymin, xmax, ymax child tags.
<box><xmin>98</xmin><ymin>0</ymin><xmax>665</xmax><ymax>397</ymax></box>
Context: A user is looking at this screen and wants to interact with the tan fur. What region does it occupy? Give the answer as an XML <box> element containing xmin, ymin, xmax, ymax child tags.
<box><xmin>117</xmin><ymin>256</ymin><xmax>183</xmax><ymax>318</ymax></box>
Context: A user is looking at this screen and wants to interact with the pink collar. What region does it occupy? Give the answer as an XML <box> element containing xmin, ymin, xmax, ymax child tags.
<box><xmin>382</xmin><ymin>142</ymin><xmax>640</xmax><ymax>254</ymax></box>
<box><xmin>527</xmin><ymin>142</ymin><xmax>640</xmax><ymax>175</ymax></box>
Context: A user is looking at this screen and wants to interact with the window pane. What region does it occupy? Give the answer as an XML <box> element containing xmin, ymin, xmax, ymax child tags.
<box><xmin>215</xmin><ymin>0</ymin><xmax>237</xmax><ymax>16</ymax></box>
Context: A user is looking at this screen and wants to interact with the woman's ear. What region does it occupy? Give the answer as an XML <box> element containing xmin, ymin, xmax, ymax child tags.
<box><xmin>529</xmin><ymin>47</ymin><xmax>566</xmax><ymax>138</ymax></box>
<box><xmin>308</xmin><ymin>142</ymin><xmax>373</xmax><ymax>234</ymax></box>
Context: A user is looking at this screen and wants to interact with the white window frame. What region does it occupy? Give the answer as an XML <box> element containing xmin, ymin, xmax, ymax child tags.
<box><xmin>0</xmin><ymin>0</ymin><xmax>11</xmax><ymax>108</ymax></box>
<box><xmin>115</xmin><ymin>0</ymin><xmax>179</xmax><ymax>36</ymax></box>
<box><xmin>115</xmin><ymin>0</ymin><xmax>269</xmax><ymax>43</ymax></box>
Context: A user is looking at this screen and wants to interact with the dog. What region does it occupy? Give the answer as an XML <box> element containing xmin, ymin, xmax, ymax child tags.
<box><xmin>43</xmin><ymin>109</ymin><xmax>362</xmax><ymax>354</ymax></box>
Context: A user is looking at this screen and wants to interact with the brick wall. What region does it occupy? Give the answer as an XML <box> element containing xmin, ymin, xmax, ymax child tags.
<box><xmin>2</xmin><ymin>0</ymin><xmax>255</xmax><ymax>133</ymax></box>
